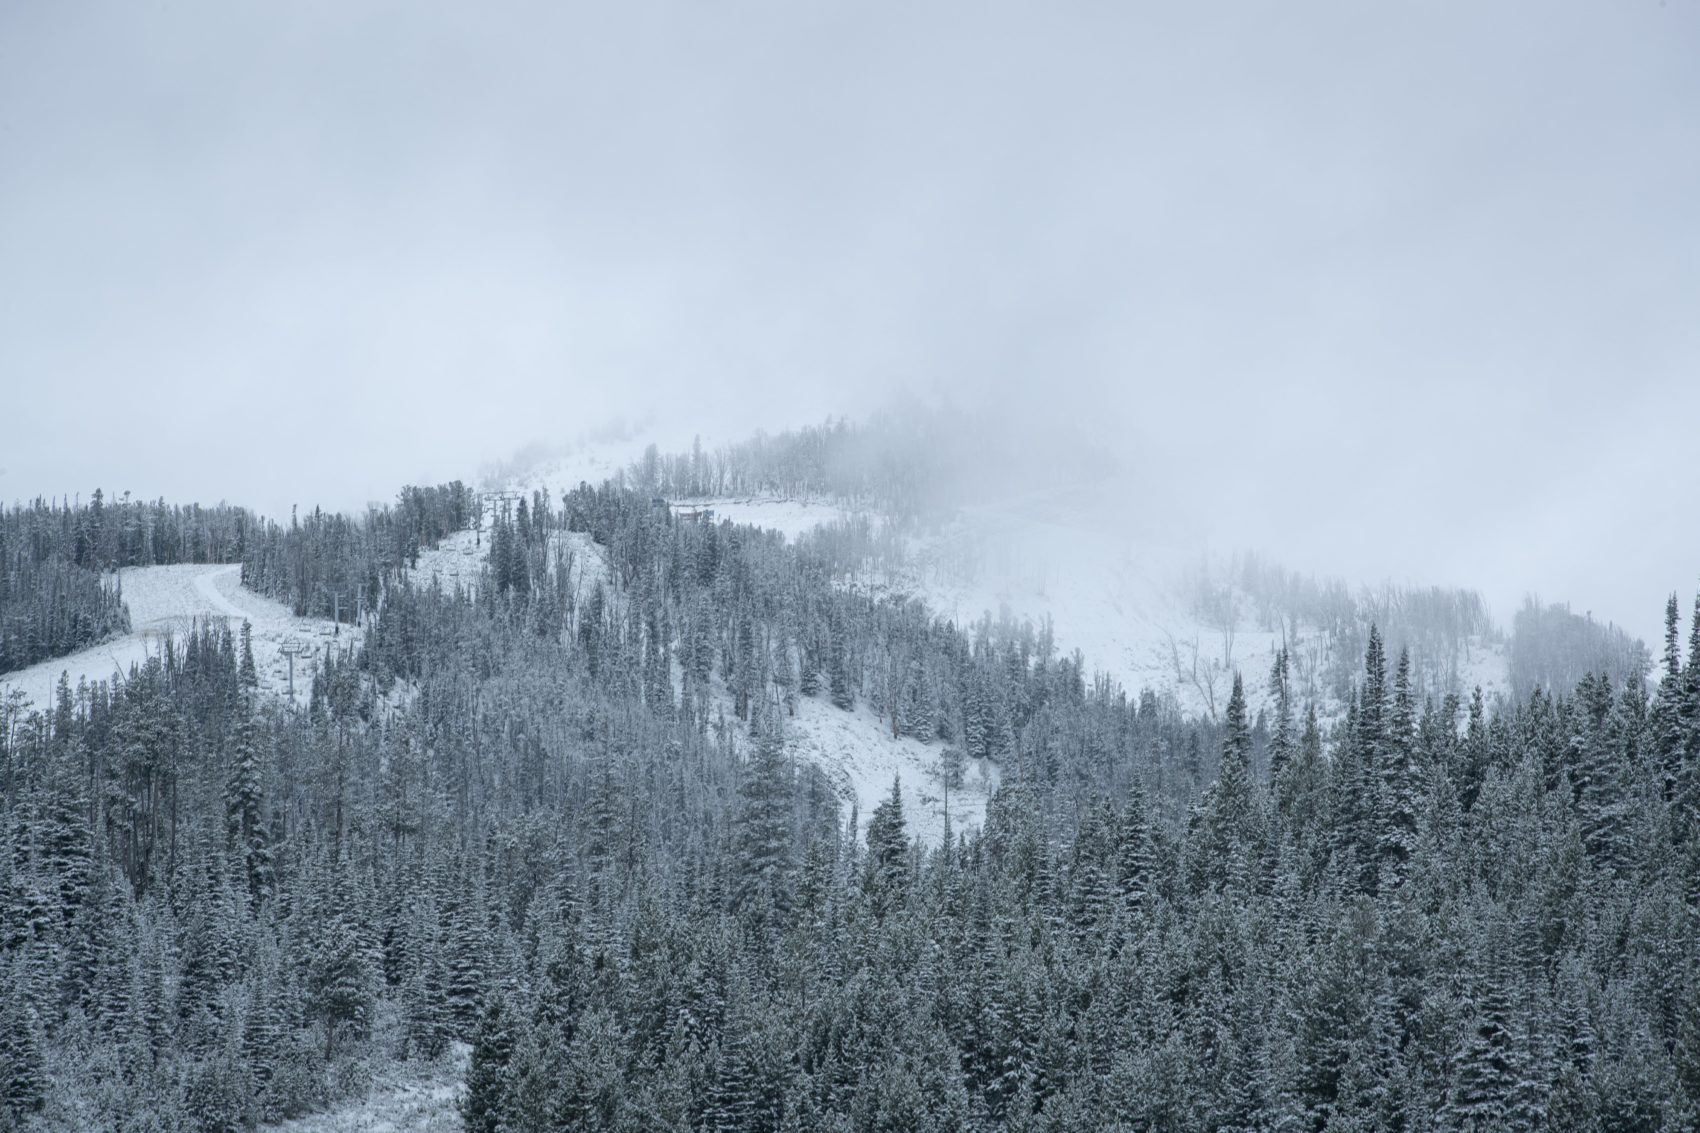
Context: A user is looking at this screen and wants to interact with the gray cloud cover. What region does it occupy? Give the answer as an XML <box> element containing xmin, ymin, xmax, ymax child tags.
<box><xmin>2</xmin><ymin>0</ymin><xmax>1697</xmax><ymax>640</ymax></box>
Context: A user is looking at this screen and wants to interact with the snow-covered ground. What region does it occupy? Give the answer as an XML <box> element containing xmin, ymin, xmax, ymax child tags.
<box><xmin>0</xmin><ymin>563</ymin><xmax>355</xmax><ymax>714</ymax></box>
<box><xmin>496</xmin><ymin>422</ymin><xmax>710</xmax><ymax>500</ymax></box>
<box><xmin>849</xmin><ymin>490</ymin><xmax>1512</xmax><ymax>723</ymax></box>
<box><xmin>667</xmin><ymin>495</ymin><xmax>863</xmax><ymax>542</ymax></box>
<box><xmin>406</xmin><ymin>526</ymin><xmax>489</xmax><ymax>595</ymax></box>
<box><xmin>894</xmin><ymin>495</ymin><xmax>1218</xmax><ymax>707</ymax></box>
<box><xmin>263</xmin><ymin>1047</ymin><xmax>467</xmax><ymax>1133</ymax></box>
<box><xmin>785</xmin><ymin>694</ymin><xmax>998</xmax><ymax>847</ymax></box>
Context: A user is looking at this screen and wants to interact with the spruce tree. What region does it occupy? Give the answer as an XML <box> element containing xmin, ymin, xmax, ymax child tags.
<box><xmin>462</xmin><ymin>991</ymin><xmax>515</xmax><ymax>1133</ymax></box>
<box><xmin>1377</xmin><ymin>648</ymin><xmax>1420</xmax><ymax>887</ymax></box>
<box><xmin>1203</xmin><ymin>672</ymin><xmax>1257</xmax><ymax>891</ymax></box>
<box><xmin>1268</xmin><ymin>647</ymin><xmax>1295</xmax><ymax>790</ymax></box>
<box><xmin>734</xmin><ymin>709</ymin><xmax>795</xmax><ymax>925</ymax></box>
<box><xmin>1116</xmin><ymin>781</ymin><xmax>1153</xmax><ymax>915</ymax></box>
<box><xmin>238</xmin><ymin>620</ymin><xmax>258</xmax><ymax>689</ymax></box>
<box><xmin>0</xmin><ymin>975</ymin><xmax>47</xmax><ymax>1122</ymax></box>
<box><xmin>829</xmin><ymin>627</ymin><xmax>855</xmax><ymax>711</ymax></box>
<box><xmin>863</xmin><ymin>777</ymin><xmax>910</xmax><ymax>917</ymax></box>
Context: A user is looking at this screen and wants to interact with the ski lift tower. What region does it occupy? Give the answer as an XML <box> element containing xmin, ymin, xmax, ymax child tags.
<box><xmin>485</xmin><ymin>490</ymin><xmax>525</xmax><ymax>527</ymax></box>
<box><xmin>278</xmin><ymin>637</ymin><xmax>311</xmax><ymax>701</ymax></box>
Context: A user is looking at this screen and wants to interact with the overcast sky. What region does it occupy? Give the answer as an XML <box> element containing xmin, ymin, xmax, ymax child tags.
<box><xmin>2</xmin><ymin>1</ymin><xmax>1697</xmax><ymax>642</ymax></box>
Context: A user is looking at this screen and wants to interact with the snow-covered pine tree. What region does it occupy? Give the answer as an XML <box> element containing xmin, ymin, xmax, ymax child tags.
<box><xmin>238</xmin><ymin>619</ymin><xmax>258</xmax><ymax>688</ymax></box>
<box><xmin>733</xmin><ymin>707</ymin><xmax>795</xmax><ymax>926</ymax></box>
<box><xmin>1377</xmin><ymin>647</ymin><xmax>1420</xmax><ymax>887</ymax></box>
<box><xmin>863</xmin><ymin>777</ymin><xmax>909</xmax><ymax>917</ymax></box>
<box><xmin>1268</xmin><ymin>647</ymin><xmax>1295</xmax><ymax>789</ymax></box>
<box><xmin>462</xmin><ymin>990</ymin><xmax>515</xmax><ymax>1133</ymax></box>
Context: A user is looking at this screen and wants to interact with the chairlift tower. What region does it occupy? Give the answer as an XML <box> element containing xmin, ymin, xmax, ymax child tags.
<box><xmin>485</xmin><ymin>490</ymin><xmax>525</xmax><ymax>525</ymax></box>
<box><xmin>278</xmin><ymin>637</ymin><xmax>311</xmax><ymax>700</ymax></box>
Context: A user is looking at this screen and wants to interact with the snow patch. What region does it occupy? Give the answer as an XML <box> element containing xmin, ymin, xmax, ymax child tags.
<box><xmin>669</xmin><ymin>495</ymin><xmax>862</xmax><ymax>542</ymax></box>
<box><xmin>786</xmin><ymin>694</ymin><xmax>998</xmax><ymax>848</ymax></box>
<box><xmin>405</xmin><ymin>527</ymin><xmax>489</xmax><ymax>595</ymax></box>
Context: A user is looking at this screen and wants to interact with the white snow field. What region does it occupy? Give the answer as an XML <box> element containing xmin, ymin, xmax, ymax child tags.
<box><xmin>878</xmin><ymin>493</ymin><xmax>1512</xmax><ymax>723</ymax></box>
<box><xmin>666</xmin><ymin>495</ymin><xmax>863</xmax><ymax>541</ymax></box>
<box><xmin>0</xmin><ymin>563</ymin><xmax>356</xmax><ymax>714</ymax></box>
<box><xmin>405</xmin><ymin>526</ymin><xmax>489</xmax><ymax>595</ymax></box>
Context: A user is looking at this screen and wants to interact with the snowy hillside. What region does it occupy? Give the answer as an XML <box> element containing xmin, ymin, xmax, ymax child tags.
<box><xmin>872</xmin><ymin>494</ymin><xmax>1514</xmax><ymax>722</ymax></box>
<box><xmin>0</xmin><ymin>563</ymin><xmax>355</xmax><ymax>713</ymax></box>
<box><xmin>474</xmin><ymin>434</ymin><xmax>1511</xmax><ymax>847</ymax></box>
<box><xmin>561</xmin><ymin>514</ymin><xmax>983</xmax><ymax>845</ymax></box>
<box><xmin>785</xmin><ymin>693</ymin><xmax>999</xmax><ymax>847</ymax></box>
<box><xmin>541</xmin><ymin>474</ymin><xmax>1513</xmax><ymax>725</ymax></box>
<box><xmin>406</xmin><ymin>526</ymin><xmax>489</xmax><ymax>594</ymax></box>
<box><xmin>666</xmin><ymin>495</ymin><xmax>864</xmax><ymax>541</ymax></box>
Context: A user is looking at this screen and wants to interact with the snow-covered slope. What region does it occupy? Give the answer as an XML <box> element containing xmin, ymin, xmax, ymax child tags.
<box><xmin>786</xmin><ymin>694</ymin><xmax>998</xmax><ymax>847</ymax></box>
<box><xmin>406</xmin><ymin>526</ymin><xmax>489</xmax><ymax>594</ymax></box>
<box><xmin>558</xmin><ymin>510</ymin><xmax>982</xmax><ymax>847</ymax></box>
<box><xmin>478</xmin><ymin>434</ymin><xmax>1511</xmax><ymax>840</ymax></box>
<box><xmin>625</xmin><ymin>485</ymin><xmax>1512</xmax><ymax>723</ymax></box>
<box><xmin>1</xmin><ymin>563</ymin><xmax>356</xmax><ymax>714</ymax></box>
<box><xmin>667</xmin><ymin>495</ymin><xmax>862</xmax><ymax>541</ymax></box>
<box><xmin>876</xmin><ymin>494</ymin><xmax>1512</xmax><ymax>722</ymax></box>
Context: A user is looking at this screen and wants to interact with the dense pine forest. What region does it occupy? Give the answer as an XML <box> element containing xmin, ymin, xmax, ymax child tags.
<box><xmin>2</xmin><ymin>474</ymin><xmax>1698</xmax><ymax>1131</ymax></box>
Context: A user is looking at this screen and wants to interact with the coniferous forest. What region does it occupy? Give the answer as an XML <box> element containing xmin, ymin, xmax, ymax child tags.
<box><xmin>2</xmin><ymin>472</ymin><xmax>1698</xmax><ymax>1132</ymax></box>
<box><xmin>7</xmin><ymin>0</ymin><xmax>1694</xmax><ymax>1128</ymax></box>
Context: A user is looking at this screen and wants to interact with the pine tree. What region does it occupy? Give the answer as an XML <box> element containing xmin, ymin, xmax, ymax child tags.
<box><xmin>0</xmin><ymin>973</ymin><xmax>47</xmax><ymax>1122</ymax></box>
<box><xmin>1651</xmin><ymin>594</ymin><xmax>1686</xmax><ymax>802</ymax></box>
<box><xmin>1336</xmin><ymin>629</ymin><xmax>1389</xmax><ymax>896</ymax></box>
<box><xmin>309</xmin><ymin>906</ymin><xmax>374</xmax><ymax>1058</ymax></box>
<box><xmin>1066</xmin><ymin>800</ymin><xmax>1117</xmax><ymax>940</ymax></box>
<box><xmin>444</xmin><ymin>864</ymin><xmax>491</xmax><ymax>1035</ymax></box>
<box><xmin>1377</xmin><ymin>648</ymin><xmax>1420</xmax><ymax>887</ymax></box>
<box><xmin>1202</xmin><ymin>672</ymin><xmax>1257</xmax><ymax>892</ymax></box>
<box><xmin>1449</xmin><ymin>952</ymin><xmax>1522</xmax><ymax>1131</ymax></box>
<box><xmin>863</xmin><ymin>777</ymin><xmax>909</xmax><ymax>917</ymax></box>
<box><xmin>1116</xmin><ymin>781</ymin><xmax>1153</xmax><ymax>915</ymax></box>
<box><xmin>1678</xmin><ymin>595</ymin><xmax>1700</xmax><ymax>834</ymax></box>
<box><xmin>238</xmin><ymin>620</ymin><xmax>258</xmax><ymax>689</ymax></box>
<box><xmin>462</xmin><ymin>991</ymin><xmax>515</xmax><ymax>1133</ymax></box>
<box><xmin>1268</xmin><ymin>647</ymin><xmax>1295</xmax><ymax>790</ymax></box>
<box><xmin>1461</xmin><ymin>685</ymin><xmax>1490</xmax><ymax>811</ymax></box>
<box><xmin>1574</xmin><ymin>672</ymin><xmax>1630</xmax><ymax>872</ymax></box>
<box><xmin>224</xmin><ymin>711</ymin><xmax>271</xmax><ymax>903</ymax></box>
<box><xmin>734</xmin><ymin>710</ymin><xmax>795</xmax><ymax>925</ymax></box>
<box><xmin>401</xmin><ymin>887</ymin><xmax>452</xmax><ymax>1060</ymax></box>
<box><xmin>829</xmin><ymin>625</ymin><xmax>855</xmax><ymax>711</ymax></box>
